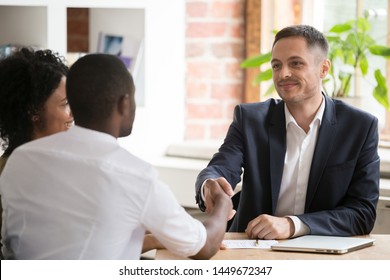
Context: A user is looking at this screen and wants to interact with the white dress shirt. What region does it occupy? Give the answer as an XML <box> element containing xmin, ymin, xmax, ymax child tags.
<box><xmin>277</xmin><ymin>98</ymin><xmax>325</xmax><ymax>236</ymax></box>
<box><xmin>0</xmin><ymin>126</ymin><xmax>206</xmax><ymax>259</ymax></box>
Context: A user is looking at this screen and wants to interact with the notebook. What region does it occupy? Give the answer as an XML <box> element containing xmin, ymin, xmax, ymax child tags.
<box><xmin>271</xmin><ymin>235</ymin><xmax>375</xmax><ymax>254</ymax></box>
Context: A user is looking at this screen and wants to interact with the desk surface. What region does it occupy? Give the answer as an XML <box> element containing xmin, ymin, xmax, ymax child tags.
<box><xmin>155</xmin><ymin>233</ymin><xmax>390</xmax><ymax>260</ymax></box>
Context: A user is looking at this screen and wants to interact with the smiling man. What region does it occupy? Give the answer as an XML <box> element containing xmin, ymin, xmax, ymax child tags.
<box><xmin>195</xmin><ymin>25</ymin><xmax>380</xmax><ymax>240</ymax></box>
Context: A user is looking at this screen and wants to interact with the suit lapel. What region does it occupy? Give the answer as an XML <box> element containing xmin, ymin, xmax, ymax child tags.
<box><xmin>269</xmin><ymin>101</ymin><xmax>286</xmax><ymax>214</ymax></box>
<box><xmin>305</xmin><ymin>95</ymin><xmax>337</xmax><ymax>210</ymax></box>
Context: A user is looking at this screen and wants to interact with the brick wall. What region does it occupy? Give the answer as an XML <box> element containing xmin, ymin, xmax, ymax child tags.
<box><xmin>185</xmin><ymin>0</ymin><xmax>245</xmax><ymax>141</ymax></box>
<box><xmin>67</xmin><ymin>8</ymin><xmax>89</xmax><ymax>52</ymax></box>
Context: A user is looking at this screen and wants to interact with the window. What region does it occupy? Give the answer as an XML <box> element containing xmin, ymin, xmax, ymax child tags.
<box><xmin>255</xmin><ymin>0</ymin><xmax>389</xmax><ymax>129</ymax></box>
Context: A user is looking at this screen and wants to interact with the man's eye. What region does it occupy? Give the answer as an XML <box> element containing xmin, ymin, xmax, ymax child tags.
<box><xmin>291</xmin><ymin>61</ymin><xmax>303</xmax><ymax>67</ymax></box>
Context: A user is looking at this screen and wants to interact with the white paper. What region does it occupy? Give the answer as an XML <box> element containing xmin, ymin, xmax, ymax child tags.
<box><xmin>222</xmin><ymin>239</ymin><xmax>278</xmax><ymax>249</ymax></box>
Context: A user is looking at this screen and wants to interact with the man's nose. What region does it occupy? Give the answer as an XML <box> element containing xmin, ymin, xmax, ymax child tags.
<box><xmin>279</xmin><ymin>66</ymin><xmax>292</xmax><ymax>79</ymax></box>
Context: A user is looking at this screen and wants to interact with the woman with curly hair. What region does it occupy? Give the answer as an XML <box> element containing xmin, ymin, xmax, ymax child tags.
<box><xmin>0</xmin><ymin>48</ymin><xmax>73</xmax><ymax>258</ymax></box>
<box><xmin>0</xmin><ymin>47</ymin><xmax>74</xmax><ymax>173</ymax></box>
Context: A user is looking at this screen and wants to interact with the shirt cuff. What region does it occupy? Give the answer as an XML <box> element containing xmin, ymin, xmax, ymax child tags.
<box><xmin>196</xmin><ymin>179</ymin><xmax>212</xmax><ymax>212</ymax></box>
<box><xmin>288</xmin><ymin>216</ymin><xmax>310</xmax><ymax>237</ymax></box>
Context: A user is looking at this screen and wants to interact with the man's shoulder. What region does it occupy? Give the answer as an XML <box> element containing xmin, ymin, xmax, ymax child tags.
<box><xmin>330</xmin><ymin>98</ymin><xmax>377</xmax><ymax>121</ymax></box>
<box><xmin>235</xmin><ymin>98</ymin><xmax>283</xmax><ymax>116</ymax></box>
<box><xmin>10</xmin><ymin>130</ymin><xmax>155</xmax><ymax>177</ymax></box>
<box><xmin>235</xmin><ymin>99</ymin><xmax>283</xmax><ymax>122</ymax></box>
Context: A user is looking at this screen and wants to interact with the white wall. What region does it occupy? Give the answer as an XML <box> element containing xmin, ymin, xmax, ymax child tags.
<box><xmin>0</xmin><ymin>6</ymin><xmax>47</xmax><ymax>48</ymax></box>
<box><xmin>118</xmin><ymin>1</ymin><xmax>186</xmax><ymax>159</ymax></box>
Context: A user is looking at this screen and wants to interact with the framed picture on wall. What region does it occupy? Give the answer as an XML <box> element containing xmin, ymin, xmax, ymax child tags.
<box><xmin>97</xmin><ymin>32</ymin><xmax>123</xmax><ymax>55</ymax></box>
<box><xmin>97</xmin><ymin>32</ymin><xmax>132</xmax><ymax>69</ymax></box>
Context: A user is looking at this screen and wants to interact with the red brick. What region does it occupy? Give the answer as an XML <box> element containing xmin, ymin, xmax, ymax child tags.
<box><xmin>186</xmin><ymin>82</ymin><xmax>209</xmax><ymax>99</ymax></box>
<box><xmin>226</xmin><ymin>62</ymin><xmax>244</xmax><ymax>80</ymax></box>
<box><xmin>230</xmin><ymin>22</ymin><xmax>245</xmax><ymax>38</ymax></box>
<box><xmin>211</xmin><ymin>42</ymin><xmax>244</xmax><ymax>58</ymax></box>
<box><xmin>187</xmin><ymin>22</ymin><xmax>227</xmax><ymax>38</ymax></box>
<box><xmin>185</xmin><ymin>123</ymin><xmax>206</xmax><ymax>140</ymax></box>
<box><xmin>210</xmin><ymin>1</ymin><xmax>244</xmax><ymax>18</ymax></box>
<box><xmin>67</xmin><ymin>8</ymin><xmax>89</xmax><ymax>52</ymax></box>
<box><xmin>67</xmin><ymin>21</ymin><xmax>89</xmax><ymax>36</ymax></box>
<box><xmin>186</xmin><ymin>42</ymin><xmax>207</xmax><ymax>57</ymax></box>
<box><xmin>225</xmin><ymin>102</ymin><xmax>239</xmax><ymax>118</ymax></box>
<box><xmin>210</xmin><ymin>122</ymin><xmax>230</xmax><ymax>139</ymax></box>
<box><xmin>187</xmin><ymin>61</ymin><xmax>223</xmax><ymax>80</ymax></box>
<box><xmin>186</xmin><ymin>103</ymin><xmax>224</xmax><ymax>119</ymax></box>
<box><xmin>67</xmin><ymin>37</ymin><xmax>89</xmax><ymax>52</ymax></box>
<box><xmin>211</xmin><ymin>83</ymin><xmax>242</xmax><ymax>99</ymax></box>
<box><xmin>67</xmin><ymin>8</ymin><xmax>89</xmax><ymax>20</ymax></box>
<box><xmin>186</xmin><ymin>1</ymin><xmax>208</xmax><ymax>17</ymax></box>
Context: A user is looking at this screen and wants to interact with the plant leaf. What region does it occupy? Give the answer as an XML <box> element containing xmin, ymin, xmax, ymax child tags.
<box><xmin>329</xmin><ymin>23</ymin><xmax>352</xmax><ymax>33</ymax></box>
<box><xmin>359</xmin><ymin>54</ymin><xmax>368</xmax><ymax>76</ymax></box>
<box><xmin>345</xmin><ymin>51</ymin><xmax>356</xmax><ymax>65</ymax></box>
<box><xmin>240</xmin><ymin>52</ymin><xmax>271</xmax><ymax>68</ymax></box>
<box><xmin>253</xmin><ymin>69</ymin><xmax>273</xmax><ymax>84</ymax></box>
<box><xmin>338</xmin><ymin>74</ymin><xmax>352</xmax><ymax>97</ymax></box>
<box><xmin>346</xmin><ymin>33</ymin><xmax>359</xmax><ymax>52</ymax></box>
<box><xmin>373</xmin><ymin>69</ymin><xmax>390</xmax><ymax>110</ymax></box>
<box><xmin>356</xmin><ymin>17</ymin><xmax>370</xmax><ymax>32</ymax></box>
<box><xmin>326</xmin><ymin>35</ymin><xmax>341</xmax><ymax>42</ymax></box>
<box><xmin>369</xmin><ymin>45</ymin><xmax>390</xmax><ymax>58</ymax></box>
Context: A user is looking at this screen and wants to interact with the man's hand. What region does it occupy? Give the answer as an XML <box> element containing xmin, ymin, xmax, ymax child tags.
<box><xmin>191</xmin><ymin>178</ymin><xmax>233</xmax><ymax>259</ymax></box>
<box><xmin>245</xmin><ymin>214</ymin><xmax>294</xmax><ymax>240</ymax></box>
<box><xmin>203</xmin><ymin>177</ymin><xmax>236</xmax><ymax>220</ymax></box>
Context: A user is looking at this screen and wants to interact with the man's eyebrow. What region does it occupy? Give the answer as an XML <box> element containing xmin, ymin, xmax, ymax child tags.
<box><xmin>287</xmin><ymin>56</ymin><xmax>304</xmax><ymax>60</ymax></box>
<box><xmin>271</xmin><ymin>56</ymin><xmax>304</xmax><ymax>63</ymax></box>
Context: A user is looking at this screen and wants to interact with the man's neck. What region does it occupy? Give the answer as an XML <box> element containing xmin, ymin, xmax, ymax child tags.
<box><xmin>285</xmin><ymin>93</ymin><xmax>323</xmax><ymax>133</ymax></box>
<box><xmin>76</xmin><ymin>122</ymin><xmax>119</xmax><ymax>139</ymax></box>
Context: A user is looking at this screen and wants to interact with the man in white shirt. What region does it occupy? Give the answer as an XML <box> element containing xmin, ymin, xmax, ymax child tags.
<box><xmin>196</xmin><ymin>25</ymin><xmax>379</xmax><ymax>239</ymax></box>
<box><xmin>0</xmin><ymin>54</ymin><xmax>232</xmax><ymax>259</ymax></box>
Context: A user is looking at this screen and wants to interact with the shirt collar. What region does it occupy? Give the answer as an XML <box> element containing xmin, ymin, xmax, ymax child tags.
<box><xmin>69</xmin><ymin>125</ymin><xmax>118</xmax><ymax>144</ymax></box>
<box><xmin>284</xmin><ymin>96</ymin><xmax>325</xmax><ymax>129</ymax></box>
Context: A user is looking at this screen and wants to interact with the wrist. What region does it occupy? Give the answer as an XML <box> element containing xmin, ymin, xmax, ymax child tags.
<box><xmin>286</xmin><ymin>217</ymin><xmax>295</xmax><ymax>238</ymax></box>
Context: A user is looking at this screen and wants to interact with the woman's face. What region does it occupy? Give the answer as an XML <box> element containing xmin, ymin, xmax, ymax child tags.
<box><xmin>32</xmin><ymin>76</ymin><xmax>74</xmax><ymax>139</ymax></box>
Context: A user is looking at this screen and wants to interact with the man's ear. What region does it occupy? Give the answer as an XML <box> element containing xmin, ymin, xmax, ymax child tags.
<box><xmin>320</xmin><ymin>59</ymin><xmax>331</xmax><ymax>79</ymax></box>
<box><xmin>117</xmin><ymin>94</ymin><xmax>130</xmax><ymax>116</ymax></box>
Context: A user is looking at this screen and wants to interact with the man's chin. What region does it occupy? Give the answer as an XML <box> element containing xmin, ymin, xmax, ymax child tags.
<box><xmin>119</xmin><ymin>127</ymin><xmax>132</xmax><ymax>138</ymax></box>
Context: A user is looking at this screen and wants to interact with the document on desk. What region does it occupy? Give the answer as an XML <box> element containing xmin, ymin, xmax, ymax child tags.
<box><xmin>222</xmin><ymin>239</ymin><xmax>278</xmax><ymax>249</ymax></box>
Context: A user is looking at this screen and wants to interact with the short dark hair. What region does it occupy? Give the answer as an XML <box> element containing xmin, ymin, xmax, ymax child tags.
<box><xmin>273</xmin><ymin>25</ymin><xmax>329</xmax><ymax>57</ymax></box>
<box><xmin>66</xmin><ymin>54</ymin><xmax>135</xmax><ymax>126</ymax></box>
<box><xmin>0</xmin><ymin>47</ymin><xmax>68</xmax><ymax>155</ymax></box>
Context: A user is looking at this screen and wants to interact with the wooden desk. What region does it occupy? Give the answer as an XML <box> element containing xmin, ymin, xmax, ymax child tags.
<box><xmin>155</xmin><ymin>233</ymin><xmax>390</xmax><ymax>260</ymax></box>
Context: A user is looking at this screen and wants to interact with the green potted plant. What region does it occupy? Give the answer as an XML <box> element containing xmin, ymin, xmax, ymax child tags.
<box><xmin>241</xmin><ymin>16</ymin><xmax>390</xmax><ymax>110</ymax></box>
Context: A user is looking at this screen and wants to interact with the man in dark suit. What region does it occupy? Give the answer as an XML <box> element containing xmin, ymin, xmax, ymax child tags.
<box><xmin>195</xmin><ymin>25</ymin><xmax>379</xmax><ymax>240</ymax></box>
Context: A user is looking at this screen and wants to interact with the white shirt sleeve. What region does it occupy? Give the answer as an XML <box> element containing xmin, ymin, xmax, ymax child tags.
<box><xmin>141</xmin><ymin>174</ymin><xmax>207</xmax><ymax>257</ymax></box>
<box><xmin>288</xmin><ymin>216</ymin><xmax>310</xmax><ymax>237</ymax></box>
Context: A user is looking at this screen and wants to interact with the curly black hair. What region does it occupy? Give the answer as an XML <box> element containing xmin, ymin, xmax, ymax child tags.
<box><xmin>0</xmin><ymin>47</ymin><xmax>68</xmax><ymax>156</ymax></box>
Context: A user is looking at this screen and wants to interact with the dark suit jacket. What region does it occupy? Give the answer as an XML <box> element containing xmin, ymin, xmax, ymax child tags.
<box><xmin>196</xmin><ymin>95</ymin><xmax>380</xmax><ymax>236</ymax></box>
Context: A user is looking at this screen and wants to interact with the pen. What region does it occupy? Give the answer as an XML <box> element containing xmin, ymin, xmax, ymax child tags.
<box><xmin>256</xmin><ymin>239</ymin><xmax>260</xmax><ymax>246</ymax></box>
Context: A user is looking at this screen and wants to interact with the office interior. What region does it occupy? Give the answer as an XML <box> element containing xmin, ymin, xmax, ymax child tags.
<box><xmin>0</xmin><ymin>0</ymin><xmax>389</xmax><ymax>259</ymax></box>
